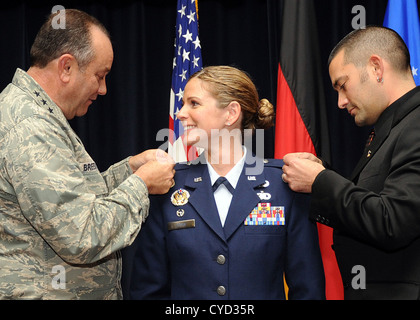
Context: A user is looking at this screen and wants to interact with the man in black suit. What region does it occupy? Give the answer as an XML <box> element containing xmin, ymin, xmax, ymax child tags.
<box><xmin>282</xmin><ymin>26</ymin><xmax>420</xmax><ymax>299</ymax></box>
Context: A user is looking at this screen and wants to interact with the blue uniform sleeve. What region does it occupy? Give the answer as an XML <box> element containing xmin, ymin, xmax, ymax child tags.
<box><xmin>123</xmin><ymin>194</ymin><xmax>171</xmax><ymax>299</ymax></box>
<box><xmin>285</xmin><ymin>191</ymin><xmax>326</xmax><ymax>299</ymax></box>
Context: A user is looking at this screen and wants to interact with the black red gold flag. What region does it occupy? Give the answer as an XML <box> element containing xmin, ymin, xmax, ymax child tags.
<box><xmin>274</xmin><ymin>0</ymin><xmax>341</xmax><ymax>300</ymax></box>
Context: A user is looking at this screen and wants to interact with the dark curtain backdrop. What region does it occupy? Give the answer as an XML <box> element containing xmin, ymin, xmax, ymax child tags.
<box><xmin>1</xmin><ymin>0</ymin><xmax>418</xmax><ymax>178</ymax></box>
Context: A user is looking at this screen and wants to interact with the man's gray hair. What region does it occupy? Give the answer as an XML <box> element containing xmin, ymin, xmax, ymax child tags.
<box><xmin>30</xmin><ymin>9</ymin><xmax>110</xmax><ymax>70</ymax></box>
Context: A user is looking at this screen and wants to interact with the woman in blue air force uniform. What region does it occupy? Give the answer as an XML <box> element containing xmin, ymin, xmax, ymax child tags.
<box><xmin>123</xmin><ymin>66</ymin><xmax>325</xmax><ymax>300</ymax></box>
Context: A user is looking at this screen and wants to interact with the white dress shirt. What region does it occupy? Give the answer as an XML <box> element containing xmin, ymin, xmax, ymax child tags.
<box><xmin>207</xmin><ymin>148</ymin><xmax>246</xmax><ymax>227</ymax></box>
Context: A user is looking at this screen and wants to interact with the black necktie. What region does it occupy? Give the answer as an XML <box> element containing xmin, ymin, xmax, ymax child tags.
<box><xmin>212</xmin><ymin>177</ymin><xmax>235</xmax><ymax>194</ymax></box>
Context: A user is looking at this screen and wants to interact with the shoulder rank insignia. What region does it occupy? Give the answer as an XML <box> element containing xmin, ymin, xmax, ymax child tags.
<box><xmin>171</xmin><ymin>188</ymin><xmax>190</xmax><ymax>206</ymax></box>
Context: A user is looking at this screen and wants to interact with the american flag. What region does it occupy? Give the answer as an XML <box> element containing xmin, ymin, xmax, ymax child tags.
<box><xmin>169</xmin><ymin>0</ymin><xmax>203</xmax><ymax>162</ymax></box>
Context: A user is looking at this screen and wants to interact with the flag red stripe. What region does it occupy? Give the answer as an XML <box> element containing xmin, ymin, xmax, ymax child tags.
<box><xmin>275</xmin><ymin>64</ymin><xmax>343</xmax><ymax>300</ymax></box>
<box><xmin>317</xmin><ymin>224</ymin><xmax>344</xmax><ymax>299</ymax></box>
<box><xmin>275</xmin><ymin>64</ymin><xmax>315</xmax><ymax>158</ymax></box>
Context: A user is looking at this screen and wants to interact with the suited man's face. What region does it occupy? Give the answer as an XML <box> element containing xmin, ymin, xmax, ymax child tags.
<box><xmin>329</xmin><ymin>50</ymin><xmax>387</xmax><ymax>127</ymax></box>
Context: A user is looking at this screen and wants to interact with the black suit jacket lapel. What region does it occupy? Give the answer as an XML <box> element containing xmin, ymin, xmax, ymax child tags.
<box><xmin>350</xmin><ymin>88</ymin><xmax>420</xmax><ymax>182</ymax></box>
<box><xmin>350</xmin><ymin>118</ymin><xmax>391</xmax><ymax>181</ymax></box>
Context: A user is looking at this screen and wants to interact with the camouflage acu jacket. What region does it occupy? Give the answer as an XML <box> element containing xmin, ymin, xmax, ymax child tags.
<box><xmin>0</xmin><ymin>69</ymin><xmax>150</xmax><ymax>299</ymax></box>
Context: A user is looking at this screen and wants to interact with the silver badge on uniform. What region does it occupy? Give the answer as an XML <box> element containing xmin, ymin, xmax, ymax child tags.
<box><xmin>257</xmin><ymin>191</ymin><xmax>271</xmax><ymax>200</ymax></box>
<box><xmin>262</xmin><ymin>180</ymin><xmax>270</xmax><ymax>188</ymax></box>
<box><xmin>176</xmin><ymin>209</ymin><xmax>185</xmax><ymax>217</ymax></box>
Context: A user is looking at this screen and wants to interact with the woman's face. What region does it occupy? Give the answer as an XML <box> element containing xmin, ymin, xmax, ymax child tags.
<box><xmin>177</xmin><ymin>78</ymin><xmax>230</xmax><ymax>148</ymax></box>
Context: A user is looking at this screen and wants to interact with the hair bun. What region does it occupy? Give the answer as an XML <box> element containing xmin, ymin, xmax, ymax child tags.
<box><xmin>255</xmin><ymin>99</ymin><xmax>275</xmax><ymax>130</ymax></box>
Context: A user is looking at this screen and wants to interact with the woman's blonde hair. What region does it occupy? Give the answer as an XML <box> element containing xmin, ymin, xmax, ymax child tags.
<box><xmin>189</xmin><ymin>66</ymin><xmax>275</xmax><ymax>131</ymax></box>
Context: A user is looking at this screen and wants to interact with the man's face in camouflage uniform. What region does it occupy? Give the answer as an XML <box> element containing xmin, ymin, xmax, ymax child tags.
<box><xmin>62</xmin><ymin>25</ymin><xmax>114</xmax><ymax>119</ymax></box>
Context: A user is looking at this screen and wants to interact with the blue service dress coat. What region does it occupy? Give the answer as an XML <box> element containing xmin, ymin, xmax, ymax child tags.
<box><xmin>122</xmin><ymin>154</ymin><xmax>325</xmax><ymax>300</ymax></box>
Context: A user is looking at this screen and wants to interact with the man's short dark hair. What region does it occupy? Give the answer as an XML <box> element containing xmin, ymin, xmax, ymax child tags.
<box><xmin>328</xmin><ymin>26</ymin><xmax>411</xmax><ymax>75</ymax></box>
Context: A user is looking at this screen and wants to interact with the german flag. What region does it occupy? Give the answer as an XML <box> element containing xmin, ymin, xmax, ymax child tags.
<box><xmin>274</xmin><ymin>0</ymin><xmax>341</xmax><ymax>300</ymax></box>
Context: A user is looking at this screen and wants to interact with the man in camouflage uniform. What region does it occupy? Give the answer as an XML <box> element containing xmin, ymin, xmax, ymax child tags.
<box><xmin>0</xmin><ymin>9</ymin><xmax>175</xmax><ymax>299</ymax></box>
